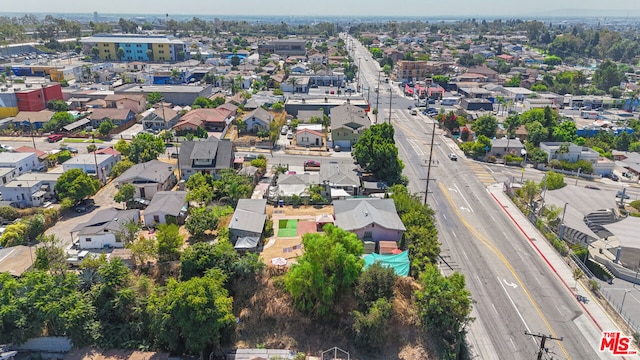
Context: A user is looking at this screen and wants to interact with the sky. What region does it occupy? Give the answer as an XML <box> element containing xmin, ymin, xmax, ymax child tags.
<box><xmin>2</xmin><ymin>0</ymin><xmax>640</xmax><ymax>17</ymax></box>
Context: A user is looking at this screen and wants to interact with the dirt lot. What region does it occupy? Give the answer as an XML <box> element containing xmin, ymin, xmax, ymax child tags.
<box><xmin>231</xmin><ymin>274</ymin><xmax>436</xmax><ymax>359</ymax></box>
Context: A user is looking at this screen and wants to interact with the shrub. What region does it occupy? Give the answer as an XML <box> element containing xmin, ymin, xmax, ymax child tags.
<box><xmin>352</xmin><ymin>298</ymin><xmax>393</xmax><ymax>350</ymax></box>
<box><xmin>356</xmin><ymin>262</ymin><xmax>397</xmax><ymax>310</ymax></box>
<box><xmin>586</xmin><ymin>260</ymin><xmax>612</xmax><ymax>281</ymax></box>
<box><xmin>0</xmin><ymin>206</ymin><xmax>19</xmax><ymax>221</ymax></box>
<box><xmin>263</xmin><ymin>218</ymin><xmax>273</xmax><ymax>238</ymax></box>
<box><xmin>630</xmin><ymin>200</ymin><xmax>640</xmax><ymax>211</ymax></box>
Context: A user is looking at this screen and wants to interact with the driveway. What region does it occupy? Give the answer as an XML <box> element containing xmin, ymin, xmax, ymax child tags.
<box><xmin>45</xmin><ymin>178</ymin><xmax>120</xmax><ymax>249</ymax></box>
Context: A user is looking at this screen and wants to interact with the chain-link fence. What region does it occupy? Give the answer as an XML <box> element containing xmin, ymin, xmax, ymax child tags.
<box><xmin>600</xmin><ymin>287</ymin><xmax>640</xmax><ymax>334</ymax></box>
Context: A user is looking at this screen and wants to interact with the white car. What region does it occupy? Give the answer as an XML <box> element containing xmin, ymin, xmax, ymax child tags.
<box><xmin>1</xmin><ymin>145</ymin><xmax>14</xmax><ymax>152</ymax></box>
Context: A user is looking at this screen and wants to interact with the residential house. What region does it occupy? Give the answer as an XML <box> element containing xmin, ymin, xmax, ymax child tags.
<box><xmin>116</xmin><ymin>159</ymin><xmax>177</xmax><ymax>200</ymax></box>
<box><xmin>174</xmin><ymin>108</ymin><xmax>233</xmax><ymax>133</ymax></box>
<box><xmin>271</xmin><ymin>172</ymin><xmax>320</xmax><ymax>201</ymax></box>
<box><xmin>62</xmin><ymin>154</ymin><xmax>117</xmax><ymax>183</ymax></box>
<box><xmin>333</xmin><ymin>198</ymin><xmax>406</xmax><ymax>242</ymax></box>
<box><xmin>143</xmin><ymin>191</ymin><xmax>188</xmax><ymax>226</ymax></box>
<box><xmin>92</xmin><ymin>146</ymin><xmax>122</xmax><ymax>162</ymax></box>
<box><xmin>243</xmin><ymin>107</ymin><xmax>274</xmax><ymax>133</ymax></box>
<box><xmin>466</xmin><ymin>66</ymin><xmax>499</xmax><ymax>82</ymax></box>
<box><xmin>178</xmin><ymin>137</ymin><xmax>235</xmax><ymax>180</ymax></box>
<box><xmin>88</xmin><ymin>108</ymin><xmax>136</xmax><ymax>128</ymax></box>
<box><xmin>330</xmin><ymin>104</ymin><xmax>371</xmax><ymax>150</ymax></box>
<box><xmin>12</xmin><ymin>110</ymin><xmax>55</xmax><ymax>130</ymax></box>
<box><xmin>0</xmin><ymin>152</ymin><xmax>40</xmax><ymax>175</ymax></box>
<box><xmin>489</xmin><ymin>138</ymin><xmax>524</xmax><ymax>158</ymax></box>
<box><xmin>71</xmin><ymin>208</ymin><xmax>141</xmax><ymax>249</ymax></box>
<box><xmin>320</xmin><ymin>162</ymin><xmax>360</xmax><ymax>197</ymax></box>
<box><xmin>14</xmin><ymin>146</ymin><xmax>47</xmax><ymax>168</ymax></box>
<box><xmin>142</xmin><ymin>106</ymin><xmax>181</xmax><ymax>132</ymax></box>
<box><xmin>104</xmin><ymin>94</ymin><xmax>147</xmax><ymax>114</ymax></box>
<box><xmin>0</xmin><ymin>173</ymin><xmax>61</xmax><ymax>207</ymax></box>
<box><xmin>295</xmin><ymin>128</ymin><xmax>324</xmax><ymax>147</ymax></box>
<box><xmin>539</xmin><ymin>142</ymin><xmax>612</xmax><ymax>175</ymax></box>
<box><xmin>229</xmin><ymin>199</ymin><xmax>267</xmax><ymax>251</ymax></box>
<box><xmin>0</xmin><ymin>168</ymin><xmax>19</xmax><ymax>186</ymax></box>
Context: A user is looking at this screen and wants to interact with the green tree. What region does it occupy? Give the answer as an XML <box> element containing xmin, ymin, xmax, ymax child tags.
<box><xmin>356</xmin><ymin>262</ymin><xmax>397</xmax><ymax>310</ymax></box>
<box><xmin>352</xmin><ymin>123</ymin><xmax>405</xmax><ymax>185</ymax></box>
<box><xmin>186</xmin><ymin>172</ymin><xmax>215</xmax><ymax>205</ymax></box>
<box><xmin>541</xmin><ymin>171</ymin><xmax>566</xmax><ymax>190</ymax></box>
<box><xmin>114</xmin><ymin>183</ymin><xmax>136</xmax><ymax>208</ymax></box>
<box><xmin>148</xmin><ymin>269</ymin><xmax>235</xmax><ymax>356</ymax></box>
<box><xmin>124</xmin><ymin>133</ymin><xmax>165</xmax><ymax>163</ymax></box>
<box><xmin>156</xmin><ymin>223</ymin><xmax>183</xmax><ymax>262</ymax></box>
<box><xmin>54</xmin><ymin>168</ymin><xmax>101</xmax><ymax>204</ymax></box>
<box><xmin>43</xmin><ymin>111</ymin><xmax>74</xmax><ymax>133</ymax></box>
<box><xmin>87</xmin><ymin>144</ymin><xmax>97</xmax><ymax>153</ymax></box>
<box><xmin>127</xmin><ymin>235</ymin><xmax>157</xmax><ymax>265</ymax></box>
<box><xmin>525</xmin><ymin>121</ymin><xmax>549</xmax><ymax>146</ymax></box>
<box><xmin>180</xmin><ymin>240</ymin><xmax>238</xmax><ymax>281</ymax></box>
<box><xmin>614</xmin><ymin>131</ymin><xmax>632</xmax><ymax>151</ymax></box>
<box><xmin>0</xmin><ymin>222</ymin><xmax>27</xmax><ymax>247</ymax></box>
<box><xmin>116</xmin><ymin>47</ymin><xmax>125</xmax><ymax>61</ymax></box>
<box><xmin>185</xmin><ymin>205</ymin><xmax>232</xmax><ymax>239</ymax></box>
<box><xmin>147</xmin><ymin>92</ymin><xmax>163</xmax><ymax>105</ymax></box>
<box><xmin>551</xmin><ymin>120</ymin><xmax>577</xmax><ymax>142</ymax></box>
<box><xmin>415</xmin><ymin>265</ymin><xmax>473</xmax><ymax>357</ymax></box>
<box><xmin>98</xmin><ymin>120</ymin><xmax>115</xmax><ymax>136</ymax></box>
<box><xmin>110</xmin><ymin>158</ymin><xmax>134</xmax><ymax>179</ymax></box>
<box><xmin>471</xmin><ymin>114</ymin><xmax>498</xmax><ymax>138</ymax></box>
<box><xmin>284</xmin><ymin>224</ymin><xmax>364</xmax><ymax>317</ymax></box>
<box><xmin>33</xmin><ymin>234</ymin><xmax>67</xmax><ymax>274</ymax></box>
<box><xmin>352</xmin><ymin>298</ymin><xmax>393</xmax><ymax>351</ymax></box>
<box><xmin>47</xmin><ymin>100</ymin><xmax>69</xmax><ymax>112</ymax></box>
<box><xmin>593</xmin><ymin>59</ymin><xmax>624</xmax><ymax>91</ymax></box>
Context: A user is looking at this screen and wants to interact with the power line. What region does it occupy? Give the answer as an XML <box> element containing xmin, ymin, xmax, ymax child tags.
<box><xmin>524</xmin><ymin>331</ymin><xmax>563</xmax><ymax>360</ymax></box>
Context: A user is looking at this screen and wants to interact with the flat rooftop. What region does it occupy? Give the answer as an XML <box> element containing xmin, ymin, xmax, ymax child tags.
<box><xmin>0</xmin><ymin>245</ymin><xmax>34</xmax><ymax>276</ymax></box>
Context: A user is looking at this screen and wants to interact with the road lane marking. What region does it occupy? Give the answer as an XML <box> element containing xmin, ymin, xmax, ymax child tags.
<box><xmin>440</xmin><ymin>183</ymin><xmax>572</xmax><ymax>359</ymax></box>
<box><xmin>492</xmin><ymin>303</ymin><xmax>499</xmax><ymax>316</ymax></box>
<box><xmin>498</xmin><ymin>275</ymin><xmax>533</xmax><ymax>335</ymax></box>
<box><xmin>454</xmin><ymin>183</ymin><xmax>474</xmax><ymax>212</ymax></box>
<box><xmin>503</xmin><ymin>279</ymin><xmax>518</xmax><ymax>288</ymax></box>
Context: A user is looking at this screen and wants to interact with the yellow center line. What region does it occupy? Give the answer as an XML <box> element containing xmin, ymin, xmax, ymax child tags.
<box><xmin>439</xmin><ymin>183</ymin><xmax>571</xmax><ymax>360</ymax></box>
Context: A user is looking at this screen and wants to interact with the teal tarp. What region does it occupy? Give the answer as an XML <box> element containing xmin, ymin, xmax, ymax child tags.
<box><xmin>363</xmin><ymin>250</ymin><xmax>410</xmax><ymax>277</ymax></box>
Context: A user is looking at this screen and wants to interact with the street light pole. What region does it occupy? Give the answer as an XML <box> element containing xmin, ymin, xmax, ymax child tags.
<box><xmin>375</xmin><ymin>71</ymin><xmax>381</xmax><ymax>124</ymax></box>
<box><xmin>620</xmin><ymin>289</ymin><xmax>632</xmax><ymax>313</ymax></box>
<box><xmin>388</xmin><ymin>88</ymin><xmax>392</xmax><ymax>124</ymax></box>
<box><xmin>424</xmin><ymin>122</ymin><xmax>436</xmax><ymax>205</ymax></box>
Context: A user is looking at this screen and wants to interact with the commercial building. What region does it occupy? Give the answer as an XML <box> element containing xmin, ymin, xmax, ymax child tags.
<box><xmin>258</xmin><ymin>39</ymin><xmax>306</xmax><ymax>56</ymax></box>
<box><xmin>15</xmin><ymin>84</ymin><xmax>63</xmax><ymax>112</ymax></box>
<box><xmin>80</xmin><ymin>34</ymin><xmax>188</xmax><ymax>62</ymax></box>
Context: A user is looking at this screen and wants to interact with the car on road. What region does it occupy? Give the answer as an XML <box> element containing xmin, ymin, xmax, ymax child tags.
<box><xmin>1</xmin><ymin>145</ymin><xmax>15</xmax><ymax>152</ymax></box>
<box><xmin>243</xmin><ymin>154</ymin><xmax>258</xmax><ymax>161</ymax></box>
<box><xmin>281</xmin><ymin>125</ymin><xmax>288</xmax><ymax>135</ymax></box>
<box><xmin>75</xmin><ymin>199</ymin><xmax>95</xmax><ymax>213</ymax></box>
<box><xmin>584</xmin><ymin>185</ymin><xmax>601</xmax><ymax>190</ymax></box>
<box><xmin>616</xmin><ymin>191</ymin><xmax>630</xmax><ymax>199</ymax></box>
<box><xmin>448</xmin><ymin>153</ymin><xmax>458</xmax><ymax>161</ymax></box>
<box><xmin>60</xmin><ymin>145</ymin><xmax>78</xmax><ymax>154</ymax></box>
<box><xmin>304</xmin><ymin>160</ymin><xmax>321</xmax><ymax>171</ymax></box>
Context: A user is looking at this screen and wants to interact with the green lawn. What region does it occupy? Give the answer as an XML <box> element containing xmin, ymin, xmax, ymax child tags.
<box><xmin>63</xmin><ymin>138</ymin><xmax>105</xmax><ymax>143</ymax></box>
<box><xmin>277</xmin><ymin>219</ymin><xmax>298</xmax><ymax>237</ymax></box>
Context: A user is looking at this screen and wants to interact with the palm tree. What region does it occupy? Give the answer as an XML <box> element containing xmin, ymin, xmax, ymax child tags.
<box><xmin>170</xmin><ymin>68</ymin><xmax>181</xmax><ymax>84</ymax></box>
<box><xmin>289</xmin><ymin>77</ymin><xmax>298</xmax><ymax>94</ymax></box>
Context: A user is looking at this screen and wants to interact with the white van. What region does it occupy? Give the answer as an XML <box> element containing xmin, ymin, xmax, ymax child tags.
<box><xmin>410</xmin><ymin>108</ymin><xmax>418</xmax><ymax>115</ymax></box>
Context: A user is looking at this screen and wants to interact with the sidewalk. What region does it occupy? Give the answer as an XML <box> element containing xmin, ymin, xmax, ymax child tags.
<box><xmin>487</xmin><ymin>183</ymin><xmax>632</xmax><ymax>358</ymax></box>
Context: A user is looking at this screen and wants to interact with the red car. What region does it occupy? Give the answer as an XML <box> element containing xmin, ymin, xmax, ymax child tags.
<box><xmin>304</xmin><ymin>160</ymin><xmax>321</xmax><ymax>170</ymax></box>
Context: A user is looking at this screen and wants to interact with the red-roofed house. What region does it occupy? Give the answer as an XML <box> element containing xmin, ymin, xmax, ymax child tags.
<box><xmin>15</xmin><ymin>146</ymin><xmax>48</xmax><ymax>162</ymax></box>
<box><xmin>93</xmin><ymin>146</ymin><xmax>122</xmax><ymax>162</ymax></box>
<box><xmin>295</xmin><ymin>128</ymin><xmax>324</xmax><ymax>147</ymax></box>
<box><xmin>172</xmin><ymin>108</ymin><xmax>233</xmax><ymax>133</ymax></box>
<box><xmin>497</xmin><ymin>54</ymin><xmax>515</xmax><ymax>63</ymax></box>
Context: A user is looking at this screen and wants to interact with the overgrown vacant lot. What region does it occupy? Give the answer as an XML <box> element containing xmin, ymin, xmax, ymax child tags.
<box><xmin>230</xmin><ymin>271</ymin><xmax>436</xmax><ymax>359</ymax></box>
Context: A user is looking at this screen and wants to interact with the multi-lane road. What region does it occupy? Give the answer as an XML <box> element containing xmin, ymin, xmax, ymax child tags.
<box><xmin>344</xmin><ymin>33</ymin><xmax>618</xmax><ymax>359</ymax></box>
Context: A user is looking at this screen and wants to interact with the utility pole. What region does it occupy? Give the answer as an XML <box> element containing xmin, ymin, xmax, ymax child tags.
<box><xmin>375</xmin><ymin>71</ymin><xmax>381</xmax><ymax>123</ymax></box>
<box><xmin>424</xmin><ymin>122</ymin><xmax>436</xmax><ymax>205</ymax></box>
<box><xmin>525</xmin><ymin>331</ymin><xmax>563</xmax><ymax>360</ymax></box>
<box><xmin>388</xmin><ymin>88</ymin><xmax>393</xmax><ymax>124</ymax></box>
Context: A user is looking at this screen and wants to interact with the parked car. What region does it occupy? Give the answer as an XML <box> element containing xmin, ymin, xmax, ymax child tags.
<box><xmin>448</xmin><ymin>153</ymin><xmax>458</xmax><ymax>161</ymax></box>
<box><xmin>281</xmin><ymin>125</ymin><xmax>289</xmax><ymax>135</ymax></box>
<box><xmin>584</xmin><ymin>185</ymin><xmax>601</xmax><ymax>190</ymax></box>
<box><xmin>243</xmin><ymin>154</ymin><xmax>258</xmax><ymax>161</ymax></box>
<box><xmin>1</xmin><ymin>145</ymin><xmax>15</xmax><ymax>152</ymax></box>
<box><xmin>60</xmin><ymin>145</ymin><xmax>78</xmax><ymax>154</ymax></box>
<box><xmin>75</xmin><ymin>199</ymin><xmax>95</xmax><ymax>213</ymax></box>
<box><xmin>616</xmin><ymin>191</ymin><xmax>630</xmax><ymax>199</ymax></box>
<box><xmin>47</xmin><ymin>134</ymin><xmax>63</xmax><ymax>142</ymax></box>
<box><xmin>286</xmin><ymin>131</ymin><xmax>294</xmax><ymax>139</ymax></box>
<box><xmin>604</xmin><ymin>173</ymin><xmax>620</xmax><ymax>181</ymax></box>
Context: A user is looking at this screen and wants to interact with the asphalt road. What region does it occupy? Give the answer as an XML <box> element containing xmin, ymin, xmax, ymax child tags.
<box><xmin>344</xmin><ymin>33</ymin><xmax>610</xmax><ymax>358</ymax></box>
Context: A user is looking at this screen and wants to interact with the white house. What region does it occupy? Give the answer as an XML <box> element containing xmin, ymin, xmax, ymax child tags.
<box><xmin>295</xmin><ymin>128</ymin><xmax>324</xmax><ymax>147</ymax></box>
<box><xmin>143</xmin><ymin>191</ymin><xmax>188</xmax><ymax>226</ymax></box>
<box><xmin>62</xmin><ymin>154</ymin><xmax>117</xmax><ymax>183</ymax></box>
<box><xmin>0</xmin><ymin>152</ymin><xmax>40</xmax><ymax>175</ymax></box>
<box><xmin>243</xmin><ymin>107</ymin><xmax>274</xmax><ymax>133</ymax></box>
<box><xmin>71</xmin><ymin>208</ymin><xmax>140</xmax><ymax>250</ymax></box>
<box><xmin>0</xmin><ymin>173</ymin><xmax>61</xmax><ymax>207</ymax></box>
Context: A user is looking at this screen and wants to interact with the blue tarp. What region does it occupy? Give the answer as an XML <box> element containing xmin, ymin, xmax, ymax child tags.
<box><xmin>364</xmin><ymin>250</ymin><xmax>410</xmax><ymax>277</ymax></box>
